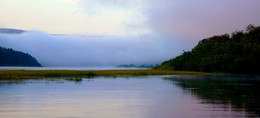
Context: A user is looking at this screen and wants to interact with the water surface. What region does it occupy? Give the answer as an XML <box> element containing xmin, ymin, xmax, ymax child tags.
<box><xmin>0</xmin><ymin>75</ymin><xmax>260</xmax><ymax>118</ymax></box>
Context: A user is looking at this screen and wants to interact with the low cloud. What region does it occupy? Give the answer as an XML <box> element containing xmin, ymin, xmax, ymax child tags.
<box><xmin>0</xmin><ymin>31</ymin><xmax>193</xmax><ymax>67</ymax></box>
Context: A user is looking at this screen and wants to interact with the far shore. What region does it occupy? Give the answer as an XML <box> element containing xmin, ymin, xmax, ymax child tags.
<box><xmin>0</xmin><ymin>69</ymin><xmax>210</xmax><ymax>79</ymax></box>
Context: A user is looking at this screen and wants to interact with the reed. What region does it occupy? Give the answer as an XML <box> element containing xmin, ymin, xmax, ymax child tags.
<box><xmin>0</xmin><ymin>69</ymin><xmax>209</xmax><ymax>79</ymax></box>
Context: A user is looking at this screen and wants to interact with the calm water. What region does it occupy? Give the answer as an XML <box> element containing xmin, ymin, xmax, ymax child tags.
<box><xmin>0</xmin><ymin>75</ymin><xmax>260</xmax><ymax>118</ymax></box>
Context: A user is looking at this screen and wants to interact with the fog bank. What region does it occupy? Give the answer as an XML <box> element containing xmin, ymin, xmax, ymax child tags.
<box><xmin>0</xmin><ymin>31</ymin><xmax>193</xmax><ymax>67</ymax></box>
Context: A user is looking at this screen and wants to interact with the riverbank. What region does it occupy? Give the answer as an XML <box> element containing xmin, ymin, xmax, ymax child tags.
<box><xmin>0</xmin><ymin>69</ymin><xmax>209</xmax><ymax>79</ymax></box>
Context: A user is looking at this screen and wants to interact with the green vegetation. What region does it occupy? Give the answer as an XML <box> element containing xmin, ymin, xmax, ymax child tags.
<box><xmin>0</xmin><ymin>46</ymin><xmax>42</xmax><ymax>67</ymax></box>
<box><xmin>0</xmin><ymin>69</ymin><xmax>208</xmax><ymax>79</ymax></box>
<box><xmin>159</xmin><ymin>24</ymin><xmax>260</xmax><ymax>73</ymax></box>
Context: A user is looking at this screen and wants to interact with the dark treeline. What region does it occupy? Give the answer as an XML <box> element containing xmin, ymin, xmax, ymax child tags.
<box><xmin>0</xmin><ymin>28</ymin><xmax>25</xmax><ymax>34</ymax></box>
<box><xmin>0</xmin><ymin>46</ymin><xmax>42</xmax><ymax>67</ymax></box>
<box><xmin>159</xmin><ymin>24</ymin><xmax>260</xmax><ymax>73</ymax></box>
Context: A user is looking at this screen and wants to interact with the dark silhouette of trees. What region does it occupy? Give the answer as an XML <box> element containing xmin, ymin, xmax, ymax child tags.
<box><xmin>159</xmin><ymin>25</ymin><xmax>260</xmax><ymax>73</ymax></box>
<box><xmin>164</xmin><ymin>75</ymin><xmax>260</xmax><ymax>117</ymax></box>
<box><xmin>0</xmin><ymin>46</ymin><xmax>42</xmax><ymax>67</ymax></box>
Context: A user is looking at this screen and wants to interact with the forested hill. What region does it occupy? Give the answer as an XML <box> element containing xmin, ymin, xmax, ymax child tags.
<box><xmin>0</xmin><ymin>28</ymin><xmax>25</xmax><ymax>34</ymax></box>
<box><xmin>159</xmin><ymin>25</ymin><xmax>260</xmax><ymax>74</ymax></box>
<box><xmin>0</xmin><ymin>47</ymin><xmax>42</xmax><ymax>67</ymax></box>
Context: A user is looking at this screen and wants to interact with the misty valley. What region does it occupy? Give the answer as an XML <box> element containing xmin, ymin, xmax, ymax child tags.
<box><xmin>0</xmin><ymin>25</ymin><xmax>260</xmax><ymax>118</ymax></box>
<box><xmin>1</xmin><ymin>0</ymin><xmax>260</xmax><ymax>117</ymax></box>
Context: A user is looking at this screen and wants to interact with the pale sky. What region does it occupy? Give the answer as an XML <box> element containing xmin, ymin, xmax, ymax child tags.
<box><xmin>1</xmin><ymin>0</ymin><xmax>260</xmax><ymax>39</ymax></box>
<box><xmin>0</xmin><ymin>0</ymin><xmax>150</xmax><ymax>35</ymax></box>
<box><xmin>1</xmin><ymin>0</ymin><xmax>260</xmax><ymax>66</ymax></box>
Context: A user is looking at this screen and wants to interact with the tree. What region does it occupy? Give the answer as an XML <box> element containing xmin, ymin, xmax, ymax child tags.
<box><xmin>159</xmin><ymin>25</ymin><xmax>260</xmax><ymax>74</ymax></box>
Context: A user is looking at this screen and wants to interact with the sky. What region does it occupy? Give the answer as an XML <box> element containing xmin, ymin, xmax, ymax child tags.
<box><xmin>0</xmin><ymin>0</ymin><xmax>260</xmax><ymax>66</ymax></box>
<box><xmin>0</xmin><ymin>32</ymin><xmax>189</xmax><ymax>66</ymax></box>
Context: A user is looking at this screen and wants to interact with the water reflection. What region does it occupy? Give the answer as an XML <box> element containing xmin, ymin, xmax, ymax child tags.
<box><xmin>1</xmin><ymin>75</ymin><xmax>260</xmax><ymax>118</ymax></box>
<box><xmin>165</xmin><ymin>75</ymin><xmax>260</xmax><ymax>117</ymax></box>
<box><xmin>0</xmin><ymin>77</ymin><xmax>178</xmax><ymax>118</ymax></box>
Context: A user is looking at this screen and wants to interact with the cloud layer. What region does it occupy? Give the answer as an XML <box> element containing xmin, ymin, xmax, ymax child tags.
<box><xmin>0</xmin><ymin>31</ymin><xmax>192</xmax><ymax>67</ymax></box>
<box><xmin>1</xmin><ymin>0</ymin><xmax>260</xmax><ymax>40</ymax></box>
<box><xmin>145</xmin><ymin>0</ymin><xmax>260</xmax><ymax>40</ymax></box>
<box><xmin>1</xmin><ymin>0</ymin><xmax>259</xmax><ymax>67</ymax></box>
<box><xmin>69</xmin><ymin>0</ymin><xmax>260</xmax><ymax>40</ymax></box>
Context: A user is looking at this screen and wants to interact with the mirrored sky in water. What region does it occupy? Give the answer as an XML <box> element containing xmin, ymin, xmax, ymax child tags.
<box><xmin>1</xmin><ymin>75</ymin><xmax>260</xmax><ymax>118</ymax></box>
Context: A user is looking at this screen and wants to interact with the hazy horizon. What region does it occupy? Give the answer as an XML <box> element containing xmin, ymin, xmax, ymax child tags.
<box><xmin>0</xmin><ymin>30</ymin><xmax>195</xmax><ymax>67</ymax></box>
<box><xmin>1</xmin><ymin>0</ymin><xmax>260</xmax><ymax>66</ymax></box>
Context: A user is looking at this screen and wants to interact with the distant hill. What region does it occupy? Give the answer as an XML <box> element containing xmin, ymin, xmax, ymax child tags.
<box><xmin>0</xmin><ymin>28</ymin><xmax>26</xmax><ymax>34</ymax></box>
<box><xmin>0</xmin><ymin>46</ymin><xmax>42</xmax><ymax>67</ymax></box>
<box><xmin>159</xmin><ymin>24</ymin><xmax>260</xmax><ymax>74</ymax></box>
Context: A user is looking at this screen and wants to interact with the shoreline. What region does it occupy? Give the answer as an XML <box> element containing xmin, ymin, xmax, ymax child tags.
<box><xmin>0</xmin><ymin>69</ymin><xmax>210</xmax><ymax>79</ymax></box>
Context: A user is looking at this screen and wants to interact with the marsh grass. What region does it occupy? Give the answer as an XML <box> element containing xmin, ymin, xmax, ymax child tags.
<box><xmin>0</xmin><ymin>69</ymin><xmax>209</xmax><ymax>79</ymax></box>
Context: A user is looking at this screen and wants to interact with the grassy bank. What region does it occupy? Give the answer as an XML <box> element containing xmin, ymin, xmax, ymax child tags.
<box><xmin>0</xmin><ymin>69</ymin><xmax>209</xmax><ymax>79</ymax></box>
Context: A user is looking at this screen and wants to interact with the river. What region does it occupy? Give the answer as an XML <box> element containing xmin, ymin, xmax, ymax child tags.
<box><xmin>0</xmin><ymin>75</ymin><xmax>260</xmax><ymax>118</ymax></box>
